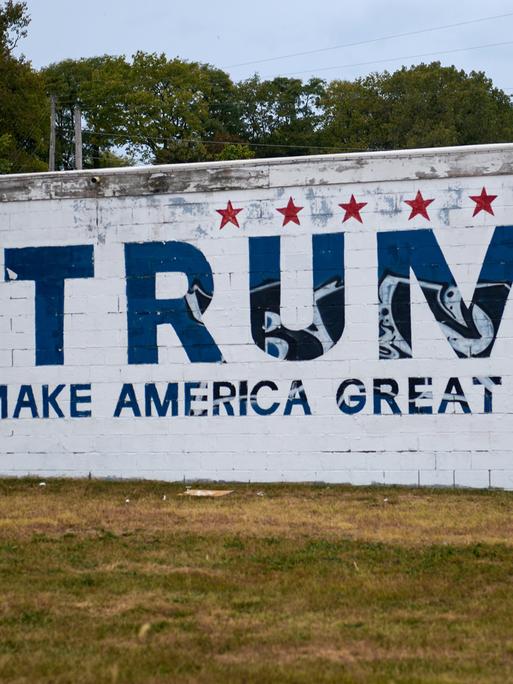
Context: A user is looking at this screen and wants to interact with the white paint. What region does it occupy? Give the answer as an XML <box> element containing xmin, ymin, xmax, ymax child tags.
<box><xmin>156</xmin><ymin>271</ymin><xmax>189</xmax><ymax>300</ymax></box>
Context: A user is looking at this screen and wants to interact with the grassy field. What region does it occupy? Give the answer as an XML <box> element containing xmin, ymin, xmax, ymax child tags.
<box><xmin>1</xmin><ymin>480</ymin><xmax>513</xmax><ymax>683</ymax></box>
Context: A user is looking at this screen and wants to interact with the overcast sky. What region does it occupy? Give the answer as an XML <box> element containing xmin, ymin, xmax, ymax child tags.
<box><xmin>17</xmin><ymin>0</ymin><xmax>513</xmax><ymax>94</ymax></box>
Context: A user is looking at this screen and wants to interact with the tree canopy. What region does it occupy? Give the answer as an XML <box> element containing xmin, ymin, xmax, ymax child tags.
<box><xmin>0</xmin><ymin>0</ymin><xmax>28</xmax><ymax>54</ymax></box>
<box><xmin>0</xmin><ymin>1</ymin><xmax>47</xmax><ymax>173</ymax></box>
<box><xmin>1</xmin><ymin>1</ymin><xmax>513</xmax><ymax>173</ymax></box>
<box><xmin>321</xmin><ymin>64</ymin><xmax>513</xmax><ymax>151</ymax></box>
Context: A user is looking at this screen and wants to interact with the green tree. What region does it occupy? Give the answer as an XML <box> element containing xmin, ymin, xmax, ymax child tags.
<box><xmin>321</xmin><ymin>62</ymin><xmax>513</xmax><ymax>151</ymax></box>
<box><xmin>316</xmin><ymin>79</ymin><xmax>381</xmax><ymax>151</ymax></box>
<box><xmin>234</xmin><ymin>76</ymin><xmax>326</xmax><ymax>157</ymax></box>
<box><xmin>0</xmin><ymin>0</ymin><xmax>28</xmax><ymax>54</ymax></box>
<box><xmin>119</xmin><ymin>52</ymin><xmax>237</xmax><ymax>164</ymax></box>
<box><xmin>0</xmin><ymin>1</ymin><xmax>47</xmax><ymax>173</ymax></box>
<box><xmin>214</xmin><ymin>143</ymin><xmax>255</xmax><ymax>161</ymax></box>
<box><xmin>43</xmin><ymin>53</ymin><xmax>243</xmax><ymax>167</ymax></box>
<box><xmin>43</xmin><ymin>56</ymin><xmax>132</xmax><ymax>169</ymax></box>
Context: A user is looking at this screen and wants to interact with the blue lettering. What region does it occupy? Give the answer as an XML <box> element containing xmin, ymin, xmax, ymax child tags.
<box><xmin>114</xmin><ymin>383</ymin><xmax>141</xmax><ymax>417</ymax></box>
<box><xmin>438</xmin><ymin>377</ymin><xmax>471</xmax><ymax>414</ymax></box>
<box><xmin>5</xmin><ymin>245</ymin><xmax>94</xmax><ymax>366</ymax></box>
<box><xmin>144</xmin><ymin>383</ymin><xmax>178</xmax><ymax>417</ymax></box>
<box><xmin>184</xmin><ymin>382</ymin><xmax>208</xmax><ymax>416</ymax></box>
<box><xmin>42</xmin><ymin>384</ymin><xmax>65</xmax><ymax>418</ymax></box>
<box><xmin>0</xmin><ymin>386</ymin><xmax>6</xmax><ymax>419</ymax></box>
<box><xmin>378</xmin><ymin>227</ymin><xmax>513</xmax><ymax>359</ymax></box>
<box><xmin>337</xmin><ymin>379</ymin><xmax>366</xmax><ymax>415</ymax></box>
<box><xmin>373</xmin><ymin>378</ymin><xmax>401</xmax><ymax>415</ymax></box>
<box><xmin>13</xmin><ymin>385</ymin><xmax>38</xmax><ymax>418</ymax></box>
<box><xmin>284</xmin><ymin>380</ymin><xmax>311</xmax><ymax>415</ymax></box>
<box><xmin>473</xmin><ymin>376</ymin><xmax>501</xmax><ymax>414</ymax></box>
<box><xmin>124</xmin><ymin>241</ymin><xmax>222</xmax><ymax>365</ymax></box>
<box><xmin>408</xmin><ymin>377</ymin><xmax>433</xmax><ymax>415</ymax></box>
<box><xmin>70</xmin><ymin>384</ymin><xmax>92</xmax><ymax>417</ymax></box>
<box><xmin>249</xmin><ymin>233</ymin><xmax>344</xmax><ymax>360</ymax></box>
<box><xmin>213</xmin><ymin>382</ymin><xmax>236</xmax><ymax>416</ymax></box>
<box><xmin>250</xmin><ymin>381</ymin><xmax>280</xmax><ymax>416</ymax></box>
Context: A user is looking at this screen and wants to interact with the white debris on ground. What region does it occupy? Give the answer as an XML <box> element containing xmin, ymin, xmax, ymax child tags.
<box><xmin>179</xmin><ymin>489</ymin><xmax>233</xmax><ymax>498</ymax></box>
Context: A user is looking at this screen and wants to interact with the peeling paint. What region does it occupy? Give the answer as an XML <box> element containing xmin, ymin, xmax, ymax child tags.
<box><xmin>1</xmin><ymin>144</ymin><xmax>513</xmax><ymax>204</ymax></box>
<box><xmin>194</xmin><ymin>225</ymin><xmax>209</xmax><ymax>238</ymax></box>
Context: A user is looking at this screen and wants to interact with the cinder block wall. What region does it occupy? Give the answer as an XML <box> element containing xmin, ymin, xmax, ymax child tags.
<box><xmin>1</xmin><ymin>144</ymin><xmax>513</xmax><ymax>488</ymax></box>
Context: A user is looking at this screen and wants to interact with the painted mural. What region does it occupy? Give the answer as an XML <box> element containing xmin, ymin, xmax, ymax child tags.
<box><xmin>1</xmin><ymin>146</ymin><xmax>513</xmax><ymax>486</ymax></box>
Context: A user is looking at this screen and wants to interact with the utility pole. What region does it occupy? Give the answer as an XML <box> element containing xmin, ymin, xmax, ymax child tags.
<box><xmin>48</xmin><ymin>95</ymin><xmax>56</xmax><ymax>172</ymax></box>
<box><xmin>74</xmin><ymin>104</ymin><xmax>83</xmax><ymax>170</ymax></box>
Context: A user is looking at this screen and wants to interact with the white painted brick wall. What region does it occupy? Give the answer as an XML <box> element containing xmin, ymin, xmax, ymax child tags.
<box><xmin>1</xmin><ymin>145</ymin><xmax>513</xmax><ymax>487</ymax></box>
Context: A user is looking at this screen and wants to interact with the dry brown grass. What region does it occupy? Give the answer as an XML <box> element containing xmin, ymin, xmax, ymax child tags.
<box><xmin>0</xmin><ymin>481</ymin><xmax>513</xmax><ymax>545</ymax></box>
<box><xmin>2</xmin><ymin>480</ymin><xmax>513</xmax><ymax>545</ymax></box>
<box><xmin>1</xmin><ymin>479</ymin><xmax>513</xmax><ymax>683</ymax></box>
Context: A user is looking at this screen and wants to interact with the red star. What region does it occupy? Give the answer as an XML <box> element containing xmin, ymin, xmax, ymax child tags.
<box><xmin>216</xmin><ymin>200</ymin><xmax>243</xmax><ymax>229</ymax></box>
<box><xmin>277</xmin><ymin>197</ymin><xmax>303</xmax><ymax>226</ymax></box>
<box><xmin>405</xmin><ymin>191</ymin><xmax>434</xmax><ymax>220</ymax></box>
<box><xmin>469</xmin><ymin>187</ymin><xmax>497</xmax><ymax>217</ymax></box>
<box><xmin>339</xmin><ymin>194</ymin><xmax>367</xmax><ymax>223</ymax></box>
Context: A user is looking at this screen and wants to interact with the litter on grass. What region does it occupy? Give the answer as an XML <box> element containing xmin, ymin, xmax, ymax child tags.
<box><xmin>138</xmin><ymin>623</ymin><xmax>151</xmax><ymax>641</ymax></box>
<box><xmin>179</xmin><ymin>489</ymin><xmax>233</xmax><ymax>498</ymax></box>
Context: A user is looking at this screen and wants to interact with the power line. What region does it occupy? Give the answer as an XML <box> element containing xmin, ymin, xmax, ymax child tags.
<box><xmin>279</xmin><ymin>39</ymin><xmax>513</xmax><ymax>77</ymax></box>
<box><xmin>51</xmin><ymin>98</ymin><xmax>322</xmax><ymax>111</ymax></box>
<box><xmin>226</xmin><ymin>11</ymin><xmax>513</xmax><ymax>69</ymax></box>
<box><xmin>46</xmin><ymin>38</ymin><xmax>513</xmax><ymax>112</ymax></box>
<box><xmin>66</xmin><ymin>129</ymin><xmax>366</xmax><ymax>152</ymax></box>
<box><xmin>43</xmin><ymin>38</ymin><xmax>513</xmax><ymax>137</ymax></box>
